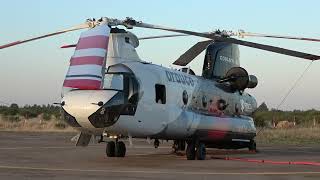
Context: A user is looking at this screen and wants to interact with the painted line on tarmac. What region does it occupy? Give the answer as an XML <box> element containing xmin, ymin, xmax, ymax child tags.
<box><xmin>0</xmin><ymin>165</ymin><xmax>319</xmax><ymax>175</ymax></box>
<box><xmin>262</xmin><ymin>149</ymin><xmax>320</xmax><ymax>154</ymax></box>
<box><xmin>0</xmin><ymin>146</ymin><xmax>75</xmax><ymax>150</ymax></box>
<box><xmin>0</xmin><ymin>146</ymin><xmax>170</xmax><ymax>150</ymax></box>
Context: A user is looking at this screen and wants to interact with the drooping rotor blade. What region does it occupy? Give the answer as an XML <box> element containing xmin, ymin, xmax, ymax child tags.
<box><xmin>173</xmin><ymin>40</ymin><xmax>213</xmax><ymax>66</ymax></box>
<box><xmin>236</xmin><ymin>31</ymin><xmax>320</xmax><ymax>42</ymax></box>
<box><xmin>0</xmin><ymin>23</ymin><xmax>91</xmax><ymax>49</ymax></box>
<box><xmin>213</xmin><ymin>36</ymin><xmax>320</xmax><ymax>60</ymax></box>
<box><xmin>120</xmin><ymin>18</ymin><xmax>320</xmax><ymax>61</ymax></box>
<box><xmin>139</xmin><ymin>34</ymin><xmax>189</xmax><ymax>40</ymax></box>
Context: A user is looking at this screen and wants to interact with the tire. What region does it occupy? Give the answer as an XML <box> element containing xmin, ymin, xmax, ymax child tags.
<box><xmin>196</xmin><ymin>143</ymin><xmax>206</xmax><ymax>160</ymax></box>
<box><xmin>179</xmin><ymin>140</ymin><xmax>186</xmax><ymax>151</ymax></box>
<box><xmin>186</xmin><ymin>142</ymin><xmax>196</xmax><ymax>160</ymax></box>
<box><xmin>115</xmin><ymin>141</ymin><xmax>126</xmax><ymax>157</ymax></box>
<box><xmin>248</xmin><ymin>140</ymin><xmax>257</xmax><ymax>151</ymax></box>
<box><xmin>106</xmin><ymin>141</ymin><xmax>115</xmax><ymax>157</ymax></box>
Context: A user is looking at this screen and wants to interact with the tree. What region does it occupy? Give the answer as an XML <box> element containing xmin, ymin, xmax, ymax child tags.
<box><xmin>257</xmin><ymin>102</ymin><xmax>269</xmax><ymax>111</ymax></box>
<box><xmin>5</xmin><ymin>103</ymin><xmax>19</xmax><ymax>115</ymax></box>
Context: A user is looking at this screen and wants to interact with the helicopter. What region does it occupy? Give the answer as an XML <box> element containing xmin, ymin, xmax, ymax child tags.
<box><xmin>1</xmin><ymin>17</ymin><xmax>320</xmax><ymax>160</ymax></box>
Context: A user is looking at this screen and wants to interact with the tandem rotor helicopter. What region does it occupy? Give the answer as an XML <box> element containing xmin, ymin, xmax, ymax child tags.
<box><xmin>1</xmin><ymin>17</ymin><xmax>320</xmax><ymax>160</ymax></box>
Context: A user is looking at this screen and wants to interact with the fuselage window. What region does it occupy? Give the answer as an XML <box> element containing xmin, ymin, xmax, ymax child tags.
<box><xmin>155</xmin><ymin>84</ymin><xmax>166</xmax><ymax>104</ymax></box>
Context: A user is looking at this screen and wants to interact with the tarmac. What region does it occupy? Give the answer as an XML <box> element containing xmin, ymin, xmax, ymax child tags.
<box><xmin>0</xmin><ymin>131</ymin><xmax>319</xmax><ymax>180</ymax></box>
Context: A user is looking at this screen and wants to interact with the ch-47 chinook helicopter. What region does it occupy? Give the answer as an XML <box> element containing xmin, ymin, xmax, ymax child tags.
<box><xmin>2</xmin><ymin>17</ymin><xmax>320</xmax><ymax>160</ymax></box>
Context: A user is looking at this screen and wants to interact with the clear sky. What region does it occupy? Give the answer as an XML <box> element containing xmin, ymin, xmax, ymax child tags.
<box><xmin>1</xmin><ymin>0</ymin><xmax>320</xmax><ymax>110</ymax></box>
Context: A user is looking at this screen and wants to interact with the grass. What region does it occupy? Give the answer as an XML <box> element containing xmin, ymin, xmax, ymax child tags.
<box><xmin>256</xmin><ymin>126</ymin><xmax>320</xmax><ymax>145</ymax></box>
<box><xmin>0</xmin><ymin>115</ymin><xmax>76</xmax><ymax>132</ymax></box>
<box><xmin>1</xmin><ymin>115</ymin><xmax>320</xmax><ymax>145</ymax></box>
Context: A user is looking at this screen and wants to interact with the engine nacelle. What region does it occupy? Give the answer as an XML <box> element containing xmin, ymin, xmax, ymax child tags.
<box><xmin>221</xmin><ymin>67</ymin><xmax>258</xmax><ymax>91</ymax></box>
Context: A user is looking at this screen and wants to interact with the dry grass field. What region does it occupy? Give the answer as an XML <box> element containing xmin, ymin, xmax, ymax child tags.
<box><xmin>0</xmin><ymin>115</ymin><xmax>75</xmax><ymax>132</ymax></box>
<box><xmin>256</xmin><ymin>126</ymin><xmax>320</xmax><ymax>145</ymax></box>
<box><xmin>1</xmin><ymin>115</ymin><xmax>320</xmax><ymax>145</ymax></box>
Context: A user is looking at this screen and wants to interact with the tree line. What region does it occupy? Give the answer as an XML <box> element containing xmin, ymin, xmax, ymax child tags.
<box><xmin>0</xmin><ymin>103</ymin><xmax>61</xmax><ymax>122</ymax></box>
<box><xmin>1</xmin><ymin>102</ymin><xmax>320</xmax><ymax>127</ymax></box>
<box><xmin>253</xmin><ymin>102</ymin><xmax>320</xmax><ymax>127</ymax></box>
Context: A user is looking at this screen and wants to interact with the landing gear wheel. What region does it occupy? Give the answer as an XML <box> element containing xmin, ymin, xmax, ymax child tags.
<box><xmin>186</xmin><ymin>141</ymin><xmax>196</xmax><ymax>160</ymax></box>
<box><xmin>248</xmin><ymin>140</ymin><xmax>257</xmax><ymax>152</ymax></box>
<box><xmin>115</xmin><ymin>141</ymin><xmax>126</xmax><ymax>157</ymax></box>
<box><xmin>173</xmin><ymin>140</ymin><xmax>186</xmax><ymax>152</ymax></box>
<box><xmin>106</xmin><ymin>141</ymin><xmax>115</xmax><ymax>157</ymax></box>
<box><xmin>196</xmin><ymin>143</ymin><xmax>206</xmax><ymax>160</ymax></box>
<box><xmin>179</xmin><ymin>140</ymin><xmax>186</xmax><ymax>151</ymax></box>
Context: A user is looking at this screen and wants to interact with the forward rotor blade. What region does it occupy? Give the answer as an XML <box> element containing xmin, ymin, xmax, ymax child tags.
<box><xmin>173</xmin><ymin>40</ymin><xmax>213</xmax><ymax>66</ymax></box>
<box><xmin>213</xmin><ymin>36</ymin><xmax>320</xmax><ymax>60</ymax></box>
<box><xmin>238</xmin><ymin>31</ymin><xmax>320</xmax><ymax>42</ymax></box>
<box><xmin>0</xmin><ymin>23</ymin><xmax>90</xmax><ymax>49</ymax></box>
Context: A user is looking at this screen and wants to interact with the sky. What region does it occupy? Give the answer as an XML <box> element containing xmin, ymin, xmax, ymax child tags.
<box><xmin>0</xmin><ymin>0</ymin><xmax>320</xmax><ymax>110</ymax></box>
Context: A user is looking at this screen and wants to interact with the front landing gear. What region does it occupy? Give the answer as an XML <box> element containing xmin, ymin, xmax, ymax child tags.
<box><xmin>115</xmin><ymin>141</ymin><xmax>126</xmax><ymax>157</ymax></box>
<box><xmin>106</xmin><ymin>141</ymin><xmax>115</xmax><ymax>157</ymax></box>
<box><xmin>106</xmin><ymin>141</ymin><xmax>126</xmax><ymax>157</ymax></box>
<box><xmin>186</xmin><ymin>139</ymin><xmax>206</xmax><ymax>160</ymax></box>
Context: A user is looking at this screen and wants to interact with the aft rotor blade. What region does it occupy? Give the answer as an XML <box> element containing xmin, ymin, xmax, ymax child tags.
<box><xmin>238</xmin><ymin>31</ymin><xmax>320</xmax><ymax>42</ymax></box>
<box><xmin>125</xmin><ymin>20</ymin><xmax>212</xmax><ymax>39</ymax></box>
<box><xmin>215</xmin><ymin>36</ymin><xmax>320</xmax><ymax>60</ymax></box>
<box><xmin>139</xmin><ymin>34</ymin><xmax>189</xmax><ymax>40</ymax></box>
<box><xmin>173</xmin><ymin>40</ymin><xmax>213</xmax><ymax>66</ymax></box>
<box><xmin>123</xmin><ymin>18</ymin><xmax>320</xmax><ymax>60</ymax></box>
<box><xmin>0</xmin><ymin>23</ymin><xmax>90</xmax><ymax>49</ymax></box>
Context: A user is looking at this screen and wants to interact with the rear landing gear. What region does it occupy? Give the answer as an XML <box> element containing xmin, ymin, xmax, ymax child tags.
<box><xmin>106</xmin><ymin>140</ymin><xmax>126</xmax><ymax>157</ymax></box>
<box><xmin>196</xmin><ymin>143</ymin><xmax>206</xmax><ymax>160</ymax></box>
<box><xmin>186</xmin><ymin>139</ymin><xmax>206</xmax><ymax>160</ymax></box>
<box><xmin>173</xmin><ymin>140</ymin><xmax>186</xmax><ymax>152</ymax></box>
<box><xmin>248</xmin><ymin>140</ymin><xmax>257</xmax><ymax>152</ymax></box>
<box><xmin>186</xmin><ymin>142</ymin><xmax>196</xmax><ymax>160</ymax></box>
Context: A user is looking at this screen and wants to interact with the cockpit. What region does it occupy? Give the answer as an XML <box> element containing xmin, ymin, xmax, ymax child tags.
<box><xmin>85</xmin><ymin>72</ymin><xmax>140</xmax><ymax>128</ymax></box>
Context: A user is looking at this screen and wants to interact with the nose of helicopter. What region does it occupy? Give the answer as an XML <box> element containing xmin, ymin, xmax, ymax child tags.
<box><xmin>61</xmin><ymin>90</ymin><xmax>122</xmax><ymax>130</ymax></box>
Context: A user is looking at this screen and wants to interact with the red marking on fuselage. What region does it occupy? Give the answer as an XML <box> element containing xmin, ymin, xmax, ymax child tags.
<box><xmin>208</xmin><ymin>100</ymin><xmax>224</xmax><ymax>117</ymax></box>
<box><xmin>207</xmin><ymin>130</ymin><xmax>227</xmax><ymax>140</ymax></box>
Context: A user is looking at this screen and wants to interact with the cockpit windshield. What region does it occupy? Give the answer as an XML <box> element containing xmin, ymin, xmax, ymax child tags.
<box><xmin>103</xmin><ymin>73</ymin><xmax>124</xmax><ymax>90</ymax></box>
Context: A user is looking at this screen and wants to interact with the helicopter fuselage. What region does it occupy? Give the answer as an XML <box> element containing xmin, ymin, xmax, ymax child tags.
<box><xmin>62</xmin><ymin>60</ymin><xmax>257</xmax><ymax>148</ymax></box>
<box><xmin>61</xmin><ymin>29</ymin><xmax>257</xmax><ymax>150</ymax></box>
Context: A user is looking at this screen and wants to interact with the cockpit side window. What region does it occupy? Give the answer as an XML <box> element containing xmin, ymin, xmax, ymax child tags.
<box><xmin>127</xmin><ymin>76</ymin><xmax>139</xmax><ymax>105</ymax></box>
<box><xmin>103</xmin><ymin>74</ymin><xmax>124</xmax><ymax>90</ymax></box>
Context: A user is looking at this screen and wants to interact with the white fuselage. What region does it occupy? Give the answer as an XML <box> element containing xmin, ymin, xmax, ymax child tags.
<box><xmin>61</xmin><ymin>30</ymin><xmax>256</xmax><ymax>144</ymax></box>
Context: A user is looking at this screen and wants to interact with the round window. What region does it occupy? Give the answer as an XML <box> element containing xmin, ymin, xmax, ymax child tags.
<box><xmin>202</xmin><ymin>96</ymin><xmax>207</xmax><ymax>108</ymax></box>
<box><xmin>182</xmin><ymin>90</ymin><xmax>188</xmax><ymax>105</ymax></box>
